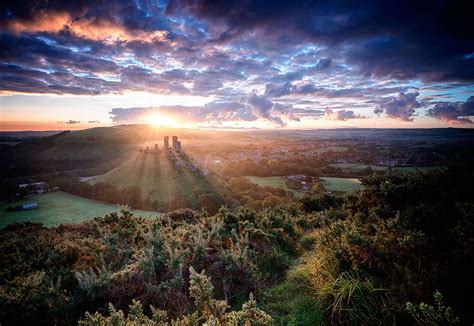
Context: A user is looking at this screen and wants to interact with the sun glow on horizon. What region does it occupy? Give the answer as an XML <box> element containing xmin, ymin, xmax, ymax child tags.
<box><xmin>144</xmin><ymin>113</ymin><xmax>179</xmax><ymax>127</ymax></box>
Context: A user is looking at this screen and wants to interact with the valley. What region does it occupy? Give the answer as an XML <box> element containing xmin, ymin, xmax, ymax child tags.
<box><xmin>1</xmin><ymin>126</ymin><xmax>471</xmax><ymax>228</ymax></box>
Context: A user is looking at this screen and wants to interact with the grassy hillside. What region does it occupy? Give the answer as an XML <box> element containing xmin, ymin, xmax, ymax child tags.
<box><xmin>0</xmin><ymin>191</ymin><xmax>159</xmax><ymax>229</ymax></box>
<box><xmin>33</xmin><ymin>126</ymin><xmax>146</xmax><ymax>161</ymax></box>
<box><xmin>3</xmin><ymin>124</ymin><xmax>262</xmax><ymax>165</ymax></box>
<box><xmin>91</xmin><ymin>151</ymin><xmax>223</xmax><ymax>208</ymax></box>
<box><xmin>2</xmin><ymin>128</ymin><xmax>141</xmax><ymax>179</ymax></box>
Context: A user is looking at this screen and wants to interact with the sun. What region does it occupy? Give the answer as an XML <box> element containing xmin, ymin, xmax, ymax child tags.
<box><xmin>145</xmin><ymin>113</ymin><xmax>177</xmax><ymax>127</ymax></box>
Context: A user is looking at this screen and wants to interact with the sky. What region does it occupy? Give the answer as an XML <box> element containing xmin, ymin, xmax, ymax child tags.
<box><xmin>0</xmin><ymin>0</ymin><xmax>473</xmax><ymax>131</ymax></box>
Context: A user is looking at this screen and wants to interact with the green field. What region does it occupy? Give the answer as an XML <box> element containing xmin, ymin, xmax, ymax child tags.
<box><xmin>245</xmin><ymin>175</ymin><xmax>363</xmax><ymax>196</ymax></box>
<box><xmin>320</xmin><ymin>177</ymin><xmax>362</xmax><ymax>192</ymax></box>
<box><xmin>0</xmin><ymin>191</ymin><xmax>160</xmax><ymax>229</ymax></box>
<box><xmin>245</xmin><ymin>176</ymin><xmax>306</xmax><ymax>198</ymax></box>
<box><xmin>330</xmin><ymin>163</ymin><xmax>443</xmax><ymax>173</ymax></box>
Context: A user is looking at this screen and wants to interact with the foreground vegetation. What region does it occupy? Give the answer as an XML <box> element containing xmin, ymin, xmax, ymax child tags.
<box><xmin>0</xmin><ymin>168</ymin><xmax>472</xmax><ymax>325</ymax></box>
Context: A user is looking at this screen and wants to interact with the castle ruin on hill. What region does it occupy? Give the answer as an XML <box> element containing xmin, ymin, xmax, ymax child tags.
<box><xmin>138</xmin><ymin>135</ymin><xmax>202</xmax><ymax>174</ymax></box>
<box><xmin>140</xmin><ymin>135</ymin><xmax>182</xmax><ymax>154</ymax></box>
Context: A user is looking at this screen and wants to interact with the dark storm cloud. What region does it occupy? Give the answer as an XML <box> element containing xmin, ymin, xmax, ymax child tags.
<box><xmin>167</xmin><ymin>0</ymin><xmax>474</xmax><ymax>82</ymax></box>
<box><xmin>247</xmin><ymin>93</ymin><xmax>286</xmax><ymax>126</ymax></box>
<box><xmin>0</xmin><ymin>34</ymin><xmax>120</xmax><ymax>73</ymax></box>
<box><xmin>316</xmin><ymin>58</ymin><xmax>332</xmax><ymax>70</ymax></box>
<box><xmin>0</xmin><ymin>0</ymin><xmax>473</xmax><ymax>127</ymax></box>
<box><xmin>427</xmin><ymin>97</ymin><xmax>474</xmax><ymax>124</ymax></box>
<box><xmin>375</xmin><ymin>92</ymin><xmax>424</xmax><ymax>122</ymax></box>
<box><xmin>0</xmin><ymin>63</ymin><xmax>120</xmax><ymax>95</ymax></box>
<box><xmin>264</xmin><ymin>83</ymin><xmax>292</xmax><ymax>97</ymax></box>
<box><xmin>0</xmin><ymin>64</ymin><xmax>50</xmax><ymax>94</ymax></box>
<box><xmin>348</xmin><ymin>37</ymin><xmax>474</xmax><ymax>82</ymax></box>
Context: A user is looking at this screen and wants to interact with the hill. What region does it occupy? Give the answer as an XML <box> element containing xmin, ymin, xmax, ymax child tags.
<box><xmin>1</xmin><ymin>128</ymin><xmax>141</xmax><ymax>179</ymax></box>
<box><xmin>91</xmin><ymin>150</ymin><xmax>226</xmax><ymax>210</ymax></box>
<box><xmin>1</xmin><ymin>125</ymin><xmax>260</xmax><ymax>180</ymax></box>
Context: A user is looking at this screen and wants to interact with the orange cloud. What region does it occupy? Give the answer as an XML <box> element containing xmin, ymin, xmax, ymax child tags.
<box><xmin>69</xmin><ymin>18</ymin><xmax>169</xmax><ymax>44</ymax></box>
<box><xmin>6</xmin><ymin>11</ymin><xmax>169</xmax><ymax>44</ymax></box>
<box><xmin>7</xmin><ymin>11</ymin><xmax>70</xmax><ymax>34</ymax></box>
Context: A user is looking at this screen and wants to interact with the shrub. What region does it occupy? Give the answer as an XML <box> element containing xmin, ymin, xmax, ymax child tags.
<box><xmin>406</xmin><ymin>291</ymin><xmax>459</xmax><ymax>326</ymax></box>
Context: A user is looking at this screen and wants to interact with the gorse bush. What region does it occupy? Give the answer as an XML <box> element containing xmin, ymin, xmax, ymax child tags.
<box><xmin>406</xmin><ymin>291</ymin><xmax>459</xmax><ymax>326</ymax></box>
<box><xmin>0</xmin><ymin>204</ymin><xmax>307</xmax><ymax>324</ymax></box>
<box><xmin>280</xmin><ymin>169</ymin><xmax>473</xmax><ymax>325</ymax></box>
<box><xmin>0</xmin><ymin>168</ymin><xmax>473</xmax><ymax>325</ymax></box>
<box><xmin>79</xmin><ymin>268</ymin><xmax>271</xmax><ymax>325</ymax></box>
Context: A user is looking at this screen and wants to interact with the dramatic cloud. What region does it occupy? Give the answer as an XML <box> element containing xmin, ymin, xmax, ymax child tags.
<box><xmin>375</xmin><ymin>92</ymin><xmax>424</xmax><ymax>122</ymax></box>
<box><xmin>0</xmin><ymin>0</ymin><xmax>473</xmax><ymax>128</ymax></box>
<box><xmin>273</xmin><ymin>103</ymin><xmax>300</xmax><ymax>122</ymax></box>
<box><xmin>324</xmin><ymin>109</ymin><xmax>365</xmax><ymax>121</ymax></box>
<box><xmin>110</xmin><ymin>95</ymin><xmax>303</xmax><ymax>127</ymax></box>
<box><xmin>4</xmin><ymin>11</ymin><xmax>170</xmax><ymax>44</ymax></box>
<box><xmin>316</xmin><ymin>58</ymin><xmax>332</xmax><ymax>70</ymax></box>
<box><xmin>427</xmin><ymin>97</ymin><xmax>474</xmax><ymax>124</ymax></box>
<box><xmin>264</xmin><ymin>83</ymin><xmax>291</xmax><ymax>98</ymax></box>
<box><xmin>167</xmin><ymin>0</ymin><xmax>474</xmax><ymax>82</ymax></box>
<box><xmin>247</xmin><ymin>94</ymin><xmax>285</xmax><ymax>126</ymax></box>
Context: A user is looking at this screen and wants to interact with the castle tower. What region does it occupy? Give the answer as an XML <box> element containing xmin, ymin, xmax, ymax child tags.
<box><xmin>154</xmin><ymin>144</ymin><xmax>159</xmax><ymax>151</ymax></box>
<box><xmin>176</xmin><ymin>141</ymin><xmax>181</xmax><ymax>151</ymax></box>
<box><xmin>172</xmin><ymin>136</ymin><xmax>178</xmax><ymax>150</ymax></box>
<box><xmin>164</xmin><ymin>136</ymin><xmax>169</xmax><ymax>149</ymax></box>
